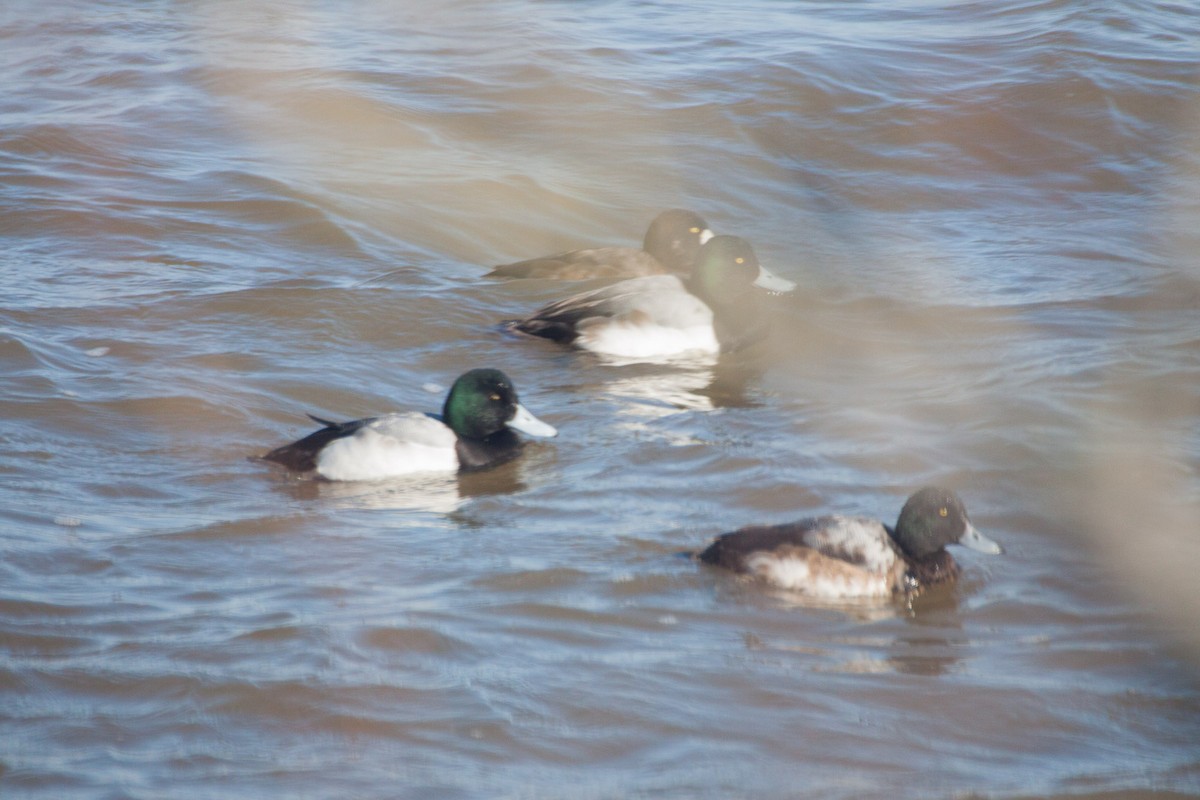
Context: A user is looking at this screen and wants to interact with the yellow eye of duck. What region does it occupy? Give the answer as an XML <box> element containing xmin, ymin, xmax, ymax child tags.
<box><xmin>735</xmin><ymin>257</ymin><xmax>744</xmax><ymax>264</ymax></box>
<box><xmin>938</xmin><ymin>507</ymin><xmax>948</xmax><ymax>517</ymax></box>
<box><xmin>689</xmin><ymin>227</ymin><xmax>700</xmax><ymax>233</ymax></box>
<box><xmin>490</xmin><ymin>393</ymin><xmax>502</xmax><ymax>401</ymax></box>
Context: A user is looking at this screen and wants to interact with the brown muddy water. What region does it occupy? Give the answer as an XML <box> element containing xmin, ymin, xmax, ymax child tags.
<box><xmin>2</xmin><ymin>2</ymin><xmax>1199</xmax><ymax>798</ymax></box>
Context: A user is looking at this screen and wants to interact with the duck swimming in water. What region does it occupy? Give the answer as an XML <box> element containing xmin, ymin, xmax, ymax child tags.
<box><xmin>488</xmin><ymin>209</ymin><xmax>713</xmax><ymax>280</ymax></box>
<box><xmin>258</xmin><ymin>368</ymin><xmax>557</xmax><ymax>481</ymax></box>
<box><xmin>698</xmin><ymin>487</ymin><xmax>1003</xmax><ymax>600</ymax></box>
<box><xmin>506</xmin><ymin>235</ymin><xmax>796</xmax><ymax>359</ymax></box>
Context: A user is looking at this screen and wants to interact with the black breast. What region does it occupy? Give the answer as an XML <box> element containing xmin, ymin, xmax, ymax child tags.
<box><xmin>454</xmin><ymin>429</ymin><xmax>524</xmax><ymax>472</ymax></box>
<box><xmin>710</xmin><ymin>293</ymin><xmax>771</xmax><ymax>353</ymax></box>
<box><xmin>904</xmin><ymin>551</ymin><xmax>961</xmax><ymax>592</ymax></box>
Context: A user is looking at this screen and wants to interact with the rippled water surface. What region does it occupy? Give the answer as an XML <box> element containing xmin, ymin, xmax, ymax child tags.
<box><xmin>3</xmin><ymin>1</ymin><xmax>1200</xmax><ymax>798</ymax></box>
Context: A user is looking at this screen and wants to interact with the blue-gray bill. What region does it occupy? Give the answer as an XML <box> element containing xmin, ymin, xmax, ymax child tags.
<box><xmin>753</xmin><ymin>265</ymin><xmax>797</xmax><ymax>293</ymax></box>
<box><xmin>960</xmin><ymin>522</ymin><xmax>1004</xmax><ymax>554</ymax></box>
<box><xmin>508</xmin><ymin>404</ymin><xmax>558</xmax><ymax>438</ymax></box>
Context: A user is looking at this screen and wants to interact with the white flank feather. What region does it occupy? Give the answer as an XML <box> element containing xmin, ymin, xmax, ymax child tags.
<box><xmin>745</xmin><ymin>552</ymin><xmax>894</xmax><ymax>600</ymax></box>
<box><xmin>799</xmin><ymin>516</ymin><xmax>899</xmax><ymax>574</ymax></box>
<box><xmin>744</xmin><ymin>517</ymin><xmax>902</xmax><ymax>600</ymax></box>
<box><xmin>315</xmin><ymin>412</ymin><xmax>459</xmax><ymax>481</ymax></box>
<box><xmin>577</xmin><ymin>317</ymin><xmax>720</xmax><ymax>358</ymax></box>
<box><xmin>573</xmin><ymin>278</ymin><xmax>719</xmax><ymax>358</ymax></box>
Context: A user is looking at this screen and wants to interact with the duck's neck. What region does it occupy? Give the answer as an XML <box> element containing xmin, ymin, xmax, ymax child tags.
<box><xmin>704</xmin><ymin>290</ymin><xmax>769</xmax><ymax>352</ymax></box>
<box><xmin>903</xmin><ymin>550</ymin><xmax>960</xmax><ymax>592</ymax></box>
<box><xmin>886</xmin><ymin>524</ymin><xmax>961</xmax><ymax>590</ymax></box>
<box><xmin>455</xmin><ymin>429</ymin><xmax>523</xmax><ymax>472</ymax></box>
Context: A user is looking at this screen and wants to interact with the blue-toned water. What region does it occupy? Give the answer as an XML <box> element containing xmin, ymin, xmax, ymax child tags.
<box><xmin>2</xmin><ymin>1</ymin><xmax>1199</xmax><ymax>798</ymax></box>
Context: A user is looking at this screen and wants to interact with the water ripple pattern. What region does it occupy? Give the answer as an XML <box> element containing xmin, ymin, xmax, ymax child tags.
<box><xmin>1</xmin><ymin>1</ymin><xmax>1198</xmax><ymax>798</ymax></box>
